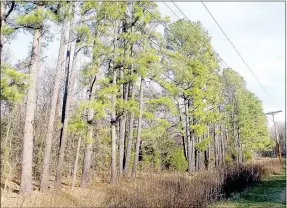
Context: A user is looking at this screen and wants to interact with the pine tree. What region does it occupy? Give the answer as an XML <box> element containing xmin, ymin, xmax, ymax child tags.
<box><xmin>40</xmin><ymin>2</ymin><xmax>71</xmax><ymax>192</ymax></box>
<box><xmin>15</xmin><ymin>2</ymin><xmax>47</xmax><ymax>195</ymax></box>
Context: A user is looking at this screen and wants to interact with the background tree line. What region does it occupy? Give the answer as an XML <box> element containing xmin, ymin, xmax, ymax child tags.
<box><xmin>1</xmin><ymin>1</ymin><xmax>274</xmax><ymax>195</ymax></box>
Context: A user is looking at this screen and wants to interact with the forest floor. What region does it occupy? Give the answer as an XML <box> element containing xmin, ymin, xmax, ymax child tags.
<box><xmin>212</xmin><ymin>171</ymin><xmax>286</xmax><ymax>208</ymax></box>
<box><xmin>1</xmin><ymin>177</ymin><xmax>109</xmax><ymax>207</ymax></box>
<box><xmin>1</xmin><ymin>159</ymin><xmax>285</xmax><ymax>207</ymax></box>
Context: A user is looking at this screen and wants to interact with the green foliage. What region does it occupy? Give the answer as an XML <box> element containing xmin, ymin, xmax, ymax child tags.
<box><xmin>80</xmin><ymin>101</ymin><xmax>107</xmax><ymax>119</ymax></box>
<box><xmin>147</xmin><ymin>97</ymin><xmax>177</xmax><ymax>115</ymax></box>
<box><xmin>195</xmin><ymin>138</ymin><xmax>211</xmax><ymax>151</ymax></box>
<box><xmin>168</xmin><ymin>149</ymin><xmax>188</xmax><ymax>171</ymax></box>
<box><xmin>2</xmin><ymin>1</ymin><xmax>272</xmax><ymax>179</ymax></box>
<box><xmin>1</xmin><ymin>24</ymin><xmax>15</xmax><ymax>37</ymax></box>
<box><xmin>244</xmin><ymin>150</ymin><xmax>253</xmax><ymax>161</ymax></box>
<box><xmin>142</xmin><ymin>111</ymin><xmax>155</xmax><ymax>121</ymax></box>
<box><xmin>75</xmin><ymin>24</ymin><xmax>92</xmax><ymax>46</ymax></box>
<box><xmin>15</xmin><ymin>6</ymin><xmax>45</xmax><ymax>28</ymax></box>
<box><xmin>68</xmin><ymin>110</ymin><xmax>87</xmax><ymax>136</ymax></box>
<box><xmin>223</xmin><ymin>68</ymin><xmax>272</xmax><ymax>154</ymax></box>
<box><xmin>225</xmin><ymin>155</ymin><xmax>233</xmax><ymax>165</ymax></box>
<box><xmin>1</xmin><ymin>65</ymin><xmax>29</xmax><ymax>104</ymax></box>
<box><xmin>117</xmin><ymin>99</ymin><xmax>139</xmax><ymax>115</ymax></box>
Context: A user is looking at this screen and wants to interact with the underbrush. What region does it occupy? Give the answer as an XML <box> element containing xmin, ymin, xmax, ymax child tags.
<box><xmin>1</xmin><ymin>159</ymin><xmax>284</xmax><ymax>207</ymax></box>
<box><xmin>105</xmin><ymin>159</ymin><xmax>285</xmax><ymax>208</ymax></box>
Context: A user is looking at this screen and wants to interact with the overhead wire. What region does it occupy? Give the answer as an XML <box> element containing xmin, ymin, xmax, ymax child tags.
<box><xmin>151</xmin><ymin>1</ymin><xmax>271</xmax><ymax>123</ymax></box>
<box><xmin>161</xmin><ymin>2</ymin><xmax>239</xmax><ymax>102</ymax></box>
<box><xmin>200</xmin><ymin>1</ymin><xmax>268</xmax><ymax>95</ymax></box>
<box><xmin>167</xmin><ymin>2</ymin><xmax>270</xmax><ymax>121</ymax></box>
<box><xmin>170</xmin><ymin>1</ymin><xmax>268</xmax><ymax>95</ymax></box>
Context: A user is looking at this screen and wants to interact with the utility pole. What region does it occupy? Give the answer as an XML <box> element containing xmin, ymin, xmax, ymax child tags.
<box><xmin>266</xmin><ymin>110</ymin><xmax>282</xmax><ymax>162</ymax></box>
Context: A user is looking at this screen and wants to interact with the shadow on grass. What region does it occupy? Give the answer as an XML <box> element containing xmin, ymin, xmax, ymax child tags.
<box><xmin>226</xmin><ymin>173</ymin><xmax>286</xmax><ymax>208</ymax></box>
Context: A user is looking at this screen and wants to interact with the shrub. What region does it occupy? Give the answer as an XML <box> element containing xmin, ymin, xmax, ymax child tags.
<box><xmin>225</xmin><ymin>155</ymin><xmax>233</xmax><ymax>165</ymax></box>
<box><xmin>169</xmin><ymin>149</ymin><xmax>188</xmax><ymax>171</ymax></box>
<box><xmin>105</xmin><ymin>159</ymin><xmax>284</xmax><ymax>208</ymax></box>
<box><xmin>244</xmin><ymin>150</ymin><xmax>253</xmax><ymax>161</ymax></box>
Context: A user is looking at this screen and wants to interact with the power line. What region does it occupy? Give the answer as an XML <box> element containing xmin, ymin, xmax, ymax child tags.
<box><xmin>163</xmin><ymin>2</ymin><xmax>181</xmax><ymax>20</ymax></box>
<box><xmin>167</xmin><ymin>1</ymin><xmax>272</xmax><ymax>123</ymax></box>
<box><xmin>147</xmin><ymin>2</ymin><xmax>271</xmax><ymax>125</ymax></box>
<box><xmin>164</xmin><ymin>2</ymin><xmax>237</xmax><ymax>89</ymax></box>
<box><xmin>172</xmin><ymin>1</ymin><xmax>268</xmax><ymax>95</ymax></box>
<box><xmin>170</xmin><ymin>2</ymin><xmax>230</xmax><ymax>73</ymax></box>
<box><xmin>144</xmin><ymin>3</ymin><xmax>239</xmax><ymax>106</ymax></box>
<box><xmin>200</xmin><ymin>1</ymin><xmax>268</xmax><ymax>95</ymax></box>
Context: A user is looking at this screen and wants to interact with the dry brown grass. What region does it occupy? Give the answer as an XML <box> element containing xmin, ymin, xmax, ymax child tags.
<box><xmin>1</xmin><ymin>158</ymin><xmax>284</xmax><ymax>207</ymax></box>
<box><xmin>1</xmin><ymin>184</ymin><xmax>108</xmax><ymax>207</ymax></box>
<box><xmin>105</xmin><ymin>158</ymin><xmax>285</xmax><ymax>208</ymax></box>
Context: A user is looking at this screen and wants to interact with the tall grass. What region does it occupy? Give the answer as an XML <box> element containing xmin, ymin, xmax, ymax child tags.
<box><xmin>105</xmin><ymin>159</ymin><xmax>284</xmax><ymax>207</ymax></box>
<box><xmin>1</xmin><ymin>159</ymin><xmax>284</xmax><ymax>207</ymax></box>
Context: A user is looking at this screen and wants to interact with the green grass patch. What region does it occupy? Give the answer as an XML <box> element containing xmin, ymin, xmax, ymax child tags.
<box><xmin>213</xmin><ymin>172</ymin><xmax>286</xmax><ymax>208</ymax></box>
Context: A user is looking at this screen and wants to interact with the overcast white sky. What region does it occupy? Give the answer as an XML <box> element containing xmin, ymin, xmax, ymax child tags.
<box><xmin>8</xmin><ymin>2</ymin><xmax>285</xmax><ymax>123</ymax></box>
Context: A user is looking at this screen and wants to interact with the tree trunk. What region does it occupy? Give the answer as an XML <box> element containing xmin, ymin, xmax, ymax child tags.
<box><xmin>121</xmin><ymin>2</ymin><xmax>133</xmax><ymax>174</ymax></box>
<box><xmin>131</xmin><ymin>77</ymin><xmax>144</xmax><ymax>178</ymax></box>
<box><xmin>232</xmin><ymin>108</ymin><xmax>239</xmax><ymax>165</ymax></box>
<box><xmin>80</xmin><ymin>54</ymin><xmax>97</xmax><ymax>188</ymax></box>
<box><xmin>110</xmin><ymin>67</ymin><xmax>117</xmax><ymax>184</ymax></box>
<box><xmin>213</xmin><ymin>124</ymin><xmax>218</xmax><ymax>167</ymax></box>
<box><xmin>220</xmin><ymin>124</ymin><xmax>225</xmax><ymax>166</ymax></box>
<box><xmin>195</xmin><ymin>139</ymin><xmax>198</xmax><ymax>171</ymax></box>
<box><xmin>119</xmin><ymin>72</ymin><xmax>127</xmax><ymax>175</ymax></box>
<box><xmin>197</xmin><ymin>137</ymin><xmax>201</xmax><ymax>170</ymax></box>
<box><xmin>224</xmin><ymin>124</ymin><xmax>229</xmax><ymax>165</ymax></box>
<box><xmin>123</xmin><ymin>81</ymin><xmax>135</xmax><ymax>175</ymax></box>
<box><xmin>20</xmin><ymin>17</ymin><xmax>41</xmax><ymax>195</ymax></box>
<box><xmin>184</xmin><ymin>98</ymin><xmax>193</xmax><ymax>173</ymax></box>
<box><xmin>178</xmin><ymin>100</ymin><xmax>187</xmax><ymax>160</ymax></box>
<box><xmin>40</xmin><ymin>19</ymin><xmax>69</xmax><ymax>192</ymax></box>
<box><xmin>237</xmin><ymin>126</ymin><xmax>242</xmax><ymax>163</ymax></box>
<box><xmin>71</xmin><ymin>137</ymin><xmax>81</xmax><ymax>189</ymax></box>
<box><xmin>80</xmin><ymin>120</ymin><xmax>94</xmax><ymax>188</ymax></box>
<box><xmin>188</xmin><ymin>100</ymin><xmax>195</xmax><ymax>172</ymax></box>
<box><xmin>204</xmin><ymin>125</ymin><xmax>210</xmax><ymax>170</ymax></box>
<box><xmin>0</xmin><ymin>1</ymin><xmax>5</xmax><ymax>52</ymax></box>
<box><xmin>217</xmin><ymin>126</ymin><xmax>221</xmax><ymax>166</ymax></box>
<box><xmin>55</xmin><ymin>36</ymin><xmax>78</xmax><ymax>190</ymax></box>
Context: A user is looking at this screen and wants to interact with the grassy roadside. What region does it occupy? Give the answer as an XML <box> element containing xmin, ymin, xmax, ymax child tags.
<box><xmin>212</xmin><ymin>171</ymin><xmax>286</xmax><ymax>208</ymax></box>
<box><xmin>1</xmin><ymin>159</ymin><xmax>284</xmax><ymax>207</ymax></box>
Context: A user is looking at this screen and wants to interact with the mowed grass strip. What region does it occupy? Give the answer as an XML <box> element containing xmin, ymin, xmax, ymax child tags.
<box><xmin>213</xmin><ymin>171</ymin><xmax>286</xmax><ymax>208</ymax></box>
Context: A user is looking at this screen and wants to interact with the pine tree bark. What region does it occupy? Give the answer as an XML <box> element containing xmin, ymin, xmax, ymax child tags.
<box><xmin>20</xmin><ymin>9</ymin><xmax>41</xmax><ymax>195</ymax></box>
<box><xmin>119</xmin><ymin>72</ymin><xmax>127</xmax><ymax>175</ymax></box>
<box><xmin>178</xmin><ymin>100</ymin><xmax>187</xmax><ymax>160</ymax></box>
<box><xmin>80</xmin><ymin>123</ymin><xmax>94</xmax><ymax>188</ymax></box>
<box><xmin>81</xmin><ymin>74</ymin><xmax>96</xmax><ymax>188</ymax></box>
<box><xmin>184</xmin><ymin>98</ymin><xmax>193</xmax><ymax>173</ymax></box>
<box><xmin>80</xmin><ymin>31</ymin><xmax>98</xmax><ymax>187</ymax></box>
<box><xmin>197</xmin><ymin>137</ymin><xmax>201</xmax><ymax>170</ymax></box>
<box><xmin>71</xmin><ymin>137</ymin><xmax>81</xmax><ymax>189</ymax></box>
<box><xmin>204</xmin><ymin>125</ymin><xmax>210</xmax><ymax>170</ymax></box>
<box><xmin>123</xmin><ymin>81</ymin><xmax>135</xmax><ymax>175</ymax></box>
<box><xmin>110</xmin><ymin>67</ymin><xmax>117</xmax><ymax>184</ymax></box>
<box><xmin>55</xmin><ymin>34</ymin><xmax>78</xmax><ymax>190</ymax></box>
<box><xmin>237</xmin><ymin>126</ymin><xmax>242</xmax><ymax>163</ymax></box>
<box><xmin>220</xmin><ymin>124</ymin><xmax>225</xmax><ymax>166</ymax></box>
<box><xmin>40</xmin><ymin>19</ymin><xmax>68</xmax><ymax>192</ymax></box>
<box><xmin>213</xmin><ymin>124</ymin><xmax>218</xmax><ymax>167</ymax></box>
<box><xmin>131</xmin><ymin>77</ymin><xmax>144</xmax><ymax>178</ymax></box>
<box><xmin>0</xmin><ymin>1</ymin><xmax>5</xmax><ymax>52</ymax></box>
<box><xmin>188</xmin><ymin>100</ymin><xmax>195</xmax><ymax>172</ymax></box>
<box><xmin>121</xmin><ymin>2</ymin><xmax>133</xmax><ymax>174</ymax></box>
